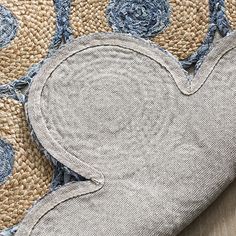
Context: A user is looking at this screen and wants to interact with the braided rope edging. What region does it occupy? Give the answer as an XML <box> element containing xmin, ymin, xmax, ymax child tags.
<box><xmin>180</xmin><ymin>0</ymin><xmax>217</xmax><ymax>69</ymax></box>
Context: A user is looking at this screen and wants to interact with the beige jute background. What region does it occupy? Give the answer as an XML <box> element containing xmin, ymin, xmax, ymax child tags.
<box><xmin>70</xmin><ymin>0</ymin><xmax>210</xmax><ymax>60</ymax></box>
<box><xmin>15</xmin><ymin>33</ymin><xmax>236</xmax><ymax>236</ymax></box>
<box><xmin>0</xmin><ymin>97</ymin><xmax>53</xmax><ymax>231</ymax></box>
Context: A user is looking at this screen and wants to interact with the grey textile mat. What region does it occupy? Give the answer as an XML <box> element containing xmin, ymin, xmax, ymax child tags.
<box><xmin>16</xmin><ymin>33</ymin><xmax>236</xmax><ymax>236</ymax></box>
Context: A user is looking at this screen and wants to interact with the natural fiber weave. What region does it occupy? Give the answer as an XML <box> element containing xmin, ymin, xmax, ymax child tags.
<box><xmin>154</xmin><ymin>0</ymin><xmax>209</xmax><ymax>60</ymax></box>
<box><xmin>70</xmin><ymin>0</ymin><xmax>210</xmax><ymax>60</ymax></box>
<box><xmin>16</xmin><ymin>33</ymin><xmax>236</xmax><ymax>236</ymax></box>
<box><xmin>225</xmin><ymin>0</ymin><xmax>236</xmax><ymax>29</ymax></box>
<box><xmin>70</xmin><ymin>0</ymin><xmax>111</xmax><ymax>36</ymax></box>
<box><xmin>0</xmin><ymin>97</ymin><xmax>53</xmax><ymax>231</ymax></box>
<box><xmin>0</xmin><ymin>0</ymin><xmax>56</xmax><ymax>85</ymax></box>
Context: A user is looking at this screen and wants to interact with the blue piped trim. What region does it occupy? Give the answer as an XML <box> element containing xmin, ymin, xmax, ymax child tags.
<box><xmin>215</xmin><ymin>0</ymin><xmax>232</xmax><ymax>36</ymax></box>
<box><xmin>0</xmin><ymin>62</ymin><xmax>43</xmax><ymax>103</ymax></box>
<box><xmin>46</xmin><ymin>155</ymin><xmax>86</xmax><ymax>190</ymax></box>
<box><xmin>180</xmin><ymin>0</ymin><xmax>217</xmax><ymax>70</ymax></box>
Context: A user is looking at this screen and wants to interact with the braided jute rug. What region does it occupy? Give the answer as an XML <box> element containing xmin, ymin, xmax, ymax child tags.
<box><xmin>0</xmin><ymin>0</ymin><xmax>216</xmax><ymax>88</ymax></box>
<box><xmin>0</xmin><ymin>0</ymin><xmax>236</xmax><ymax>235</ymax></box>
<box><xmin>70</xmin><ymin>0</ymin><xmax>215</xmax><ymax>66</ymax></box>
<box><xmin>15</xmin><ymin>33</ymin><xmax>236</xmax><ymax>236</ymax></box>
<box><xmin>0</xmin><ymin>97</ymin><xmax>53</xmax><ymax>231</ymax></box>
<box><xmin>0</xmin><ymin>0</ymin><xmax>57</xmax><ymax>86</ymax></box>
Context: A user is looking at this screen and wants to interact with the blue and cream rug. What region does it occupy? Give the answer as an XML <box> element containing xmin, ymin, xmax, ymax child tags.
<box><xmin>0</xmin><ymin>0</ymin><xmax>236</xmax><ymax>235</ymax></box>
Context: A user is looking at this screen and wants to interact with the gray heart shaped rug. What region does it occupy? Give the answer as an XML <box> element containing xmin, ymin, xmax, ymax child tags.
<box><xmin>16</xmin><ymin>32</ymin><xmax>236</xmax><ymax>236</ymax></box>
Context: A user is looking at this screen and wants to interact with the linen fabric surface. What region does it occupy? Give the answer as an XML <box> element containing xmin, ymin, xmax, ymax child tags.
<box><xmin>15</xmin><ymin>33</ymin><xmax>236</xmax><ymax>236</ymax></box>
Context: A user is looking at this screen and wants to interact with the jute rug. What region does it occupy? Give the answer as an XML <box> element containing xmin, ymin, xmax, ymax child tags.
<box><xmin>0</xmin><ymin>0</ymin><xmax>58</xmax><ymax>233</ymax></box>
<box><xmin>70</xmin><ymin>0</ymin><xmax>215</xmax><ymax>66</ymax></box>
<box><xmin>15</xmin><ymin>33</ymin><xmax>236</xmax><ymax>236</ymax></box>
<box><xmin>217</xmin><ymin>0</ymin><xmax>236</xmax><ymax>36</ymax></box>
<box><xmin>225</xmin><ymin>0</ymin><xmax>236</xmax><ymax>29</ymax></box>
<box><xmin>0</xmin><ymin>0</ymin><xmax>57</xmax><ymax>86</ymax></box>
<box><xmin>0</xmin><ymin>0</ymin><xmax>236</xmax><ymax>235</ymax></box>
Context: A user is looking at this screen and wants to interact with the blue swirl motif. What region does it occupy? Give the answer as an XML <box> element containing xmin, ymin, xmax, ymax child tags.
<box><xmin>107</xmin><ymin>0</ymin><xmax>170</xmax><ymax>38</ymax></box>
<box><xmin>0</xmin><ymin>139</ymin><xmax>14</xmax><ymax>184</ymax></box>
<box><xmin>0</xmin><ymin>5</ymin><xmax>18</xmax><ymax>48</ymax></box>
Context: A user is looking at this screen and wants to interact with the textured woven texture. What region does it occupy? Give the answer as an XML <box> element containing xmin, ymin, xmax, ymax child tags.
<box><xmin>70</xmin><ymin>0</ymin><xmax>211</xmax><ymax>61</ymax></box>
<box><xmin>0</xmin><ymin>139</ymin><xmax>14</xmax><ymax>184</ymax></box>
<box><xmin>107</xmin><ymin>0</ymin><xmax>170</xmax><ymax>38</ymax></box>
<box><xmin>0</xmin><ymin>0</ymin><xmax>56</xmax><ymax>85</ymax></box>
<box><xmin>16</xmin><ymin>33</ymin><xmax>236</xmax><ymax>236</ymax></box>
<box><xmin>225</xmin><ymin>0</ymin><xmax>236</xmax><ymax>29</ymax></box>
<box><xmin>216</xmin><ymin>0</ymin><xmax>236</xmax><ymax>36</ymax></box>
<box><xmin>0</xmin><ymin>97</ymin><xmax>53</xmax><ymax>231</ymax></box>
<box><xmin>0</xmin><ymin>0</ymin><xmax>234</xmax><ymax>234</ymax></box>
<box><xmin>0</xmin><ymin>5</ymin><xmax>18</xmax><ymax>48</ymax></box>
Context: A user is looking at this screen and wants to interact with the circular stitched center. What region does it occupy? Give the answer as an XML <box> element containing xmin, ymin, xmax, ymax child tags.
<box><xmin>0</xmin><ymin>138</ymin><xmax>14</xmax><ymax>184</ymax></box>
<box><xmin>40</xmin><ymin>45</ymin><xmax>175</xmax><ymax>160</ymax></box>
<box><xmin>107</xmin><ymin>0</ymin><xmax>170</xmax><ymax>38</ymax></box>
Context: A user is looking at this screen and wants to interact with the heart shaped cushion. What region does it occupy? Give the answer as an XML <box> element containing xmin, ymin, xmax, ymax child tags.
<box><xmin>16</xmin><ymin>32</ymin><xmax>236</xmax><ymax>236</ymax></box>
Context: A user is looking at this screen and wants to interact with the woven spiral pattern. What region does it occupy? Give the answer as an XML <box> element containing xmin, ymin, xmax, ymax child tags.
<box><xmin>20</xmin><ymin>33</ymin><xmax>236</xmax><ymax>236</ymax></box>
<box><xmin>0</xmin><ymin>0</ymin><xmax>56</xmax><ymax>85</ymax></box>
<box><xmin>0</xmin><ymin>5</ymin><xmax>18</xmax><ymax>48</ymax></box>
<box><xmin>107</xmin><ymin>0</ymin><xmax>170</xmax><ymax>38</ymax></box>
<box><xmin>225</xmin><ymin>0</ymin><xmax>236</xmax><ymax>29</ymax></box>
<box><xmin>70</xmin><ymin>0</ymin><xmax>111</xmax><ymax>36</ymax></box>
<box><xmin>70</xmin><ymin>0</ymin><xmax>210</xmax><ymax>60</ymax></box>
<box><xmin>0</xmin><ymin>98</ymin><xmax>53</xmax><ymax>230</ymax></box>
